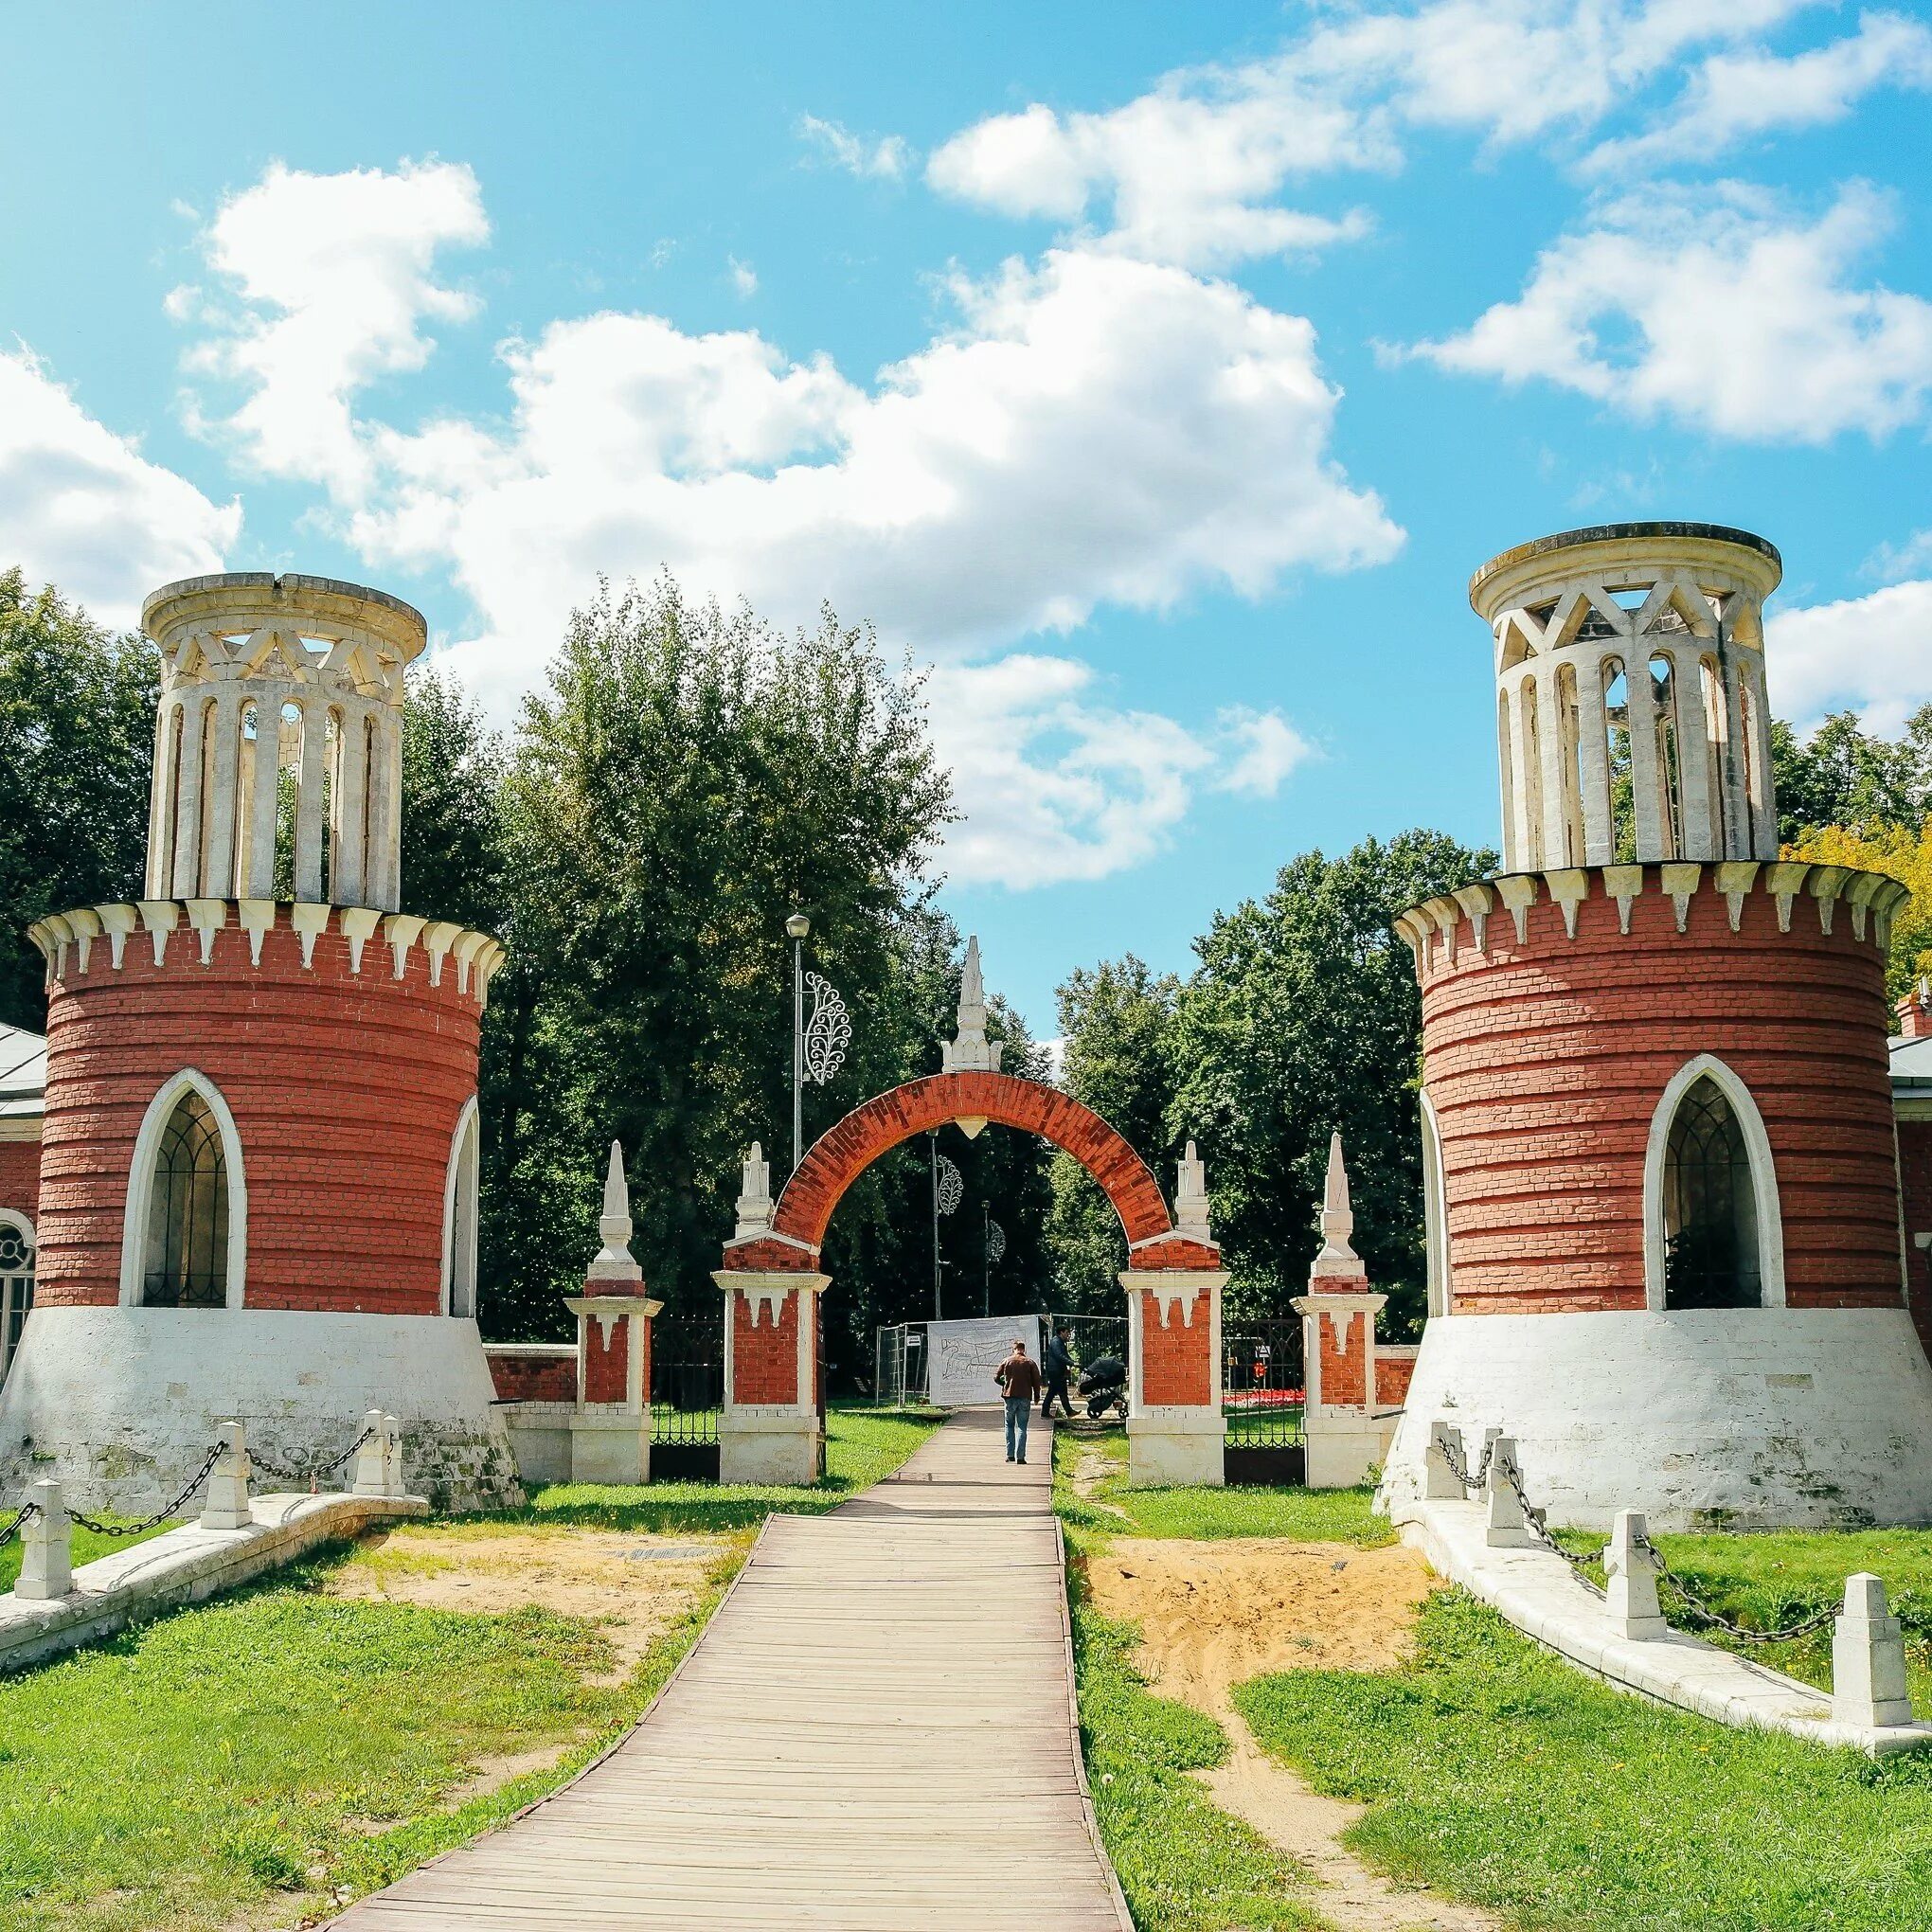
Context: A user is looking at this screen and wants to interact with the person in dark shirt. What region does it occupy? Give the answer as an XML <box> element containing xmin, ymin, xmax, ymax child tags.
<box><xmin>1042</xmin><ymin>1325</ymin><xmax>1075</xmax><ymax>1420</ymax></box>
<box><xmin>993</xmin><ymin>1340</ymin><xmax>1043</xmax><ymax>1462</ymax></box>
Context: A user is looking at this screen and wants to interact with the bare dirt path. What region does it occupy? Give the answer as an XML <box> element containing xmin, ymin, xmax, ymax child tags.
<box><xmin>1084</xmin><ymin>1535</ymin><xmax>1504</xmax><ymax>1932</ymax></box>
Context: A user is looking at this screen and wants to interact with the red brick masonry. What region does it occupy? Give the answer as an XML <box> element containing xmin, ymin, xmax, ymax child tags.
<box><xmin>0</xmin><ymin>1138</ymin><xmax>40</xmax><ymax>1230</ymax></box>
<box><xmin>1416</xmin><ymin>870</ymin><xmax>1902</xmax><ymax>1313</ymax></box>
<box><xmin>485</xmin><ymin>1346</ymin><xmax>578</xmax><ymax>1403</ymax></box>
<box><xmin>34</xmin><ymin>904</ymin><xmax>487</xmax><ymax>1314</ymax></box>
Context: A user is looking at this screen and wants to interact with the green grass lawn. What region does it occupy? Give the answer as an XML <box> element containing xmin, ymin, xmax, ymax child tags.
<box><xmin>1069</xmin><ymin>1566</ymin><xmax>1321</xmax><ymax>1931</ymax></box>
<box><xmin>0</xmin><ymin>1544</ymin><xmax>730</xmax><ymax>1932</ymax></box>
<box><xmin>1054</xmin><ymin>1427</ymin><xmax>1393</xmax><ymax>1548</ymax></box>
<box><xmin>0</xmin><ymin>1403</ymin><xmax>941</xmax><ymax>1931</ymax></box>
<box><xmin>1243</xmin><ymin>1588</ymin><xmax>1932</xmax><ymax>1932</ymax></box>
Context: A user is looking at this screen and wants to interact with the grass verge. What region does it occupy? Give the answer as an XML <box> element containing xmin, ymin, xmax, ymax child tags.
<box><xmin>1054</xmin><ymin>1428</ymin><xmax>1391</xmax><ymax>1549</ymax></box>
<box><xmin>1069</xmin><ymin>1564</ymin><xmax>1322</xmax><ymax>1931</ymax></box>
<box><xmin>0</xmin><ymin>1541</ymin><xmax>732</xmax><ymax>1932</ymax></box>
<box><xmin>1243</xmin><ymin>1588</ymin><xmax>1932</xmax><ymax>1932</ymax></box>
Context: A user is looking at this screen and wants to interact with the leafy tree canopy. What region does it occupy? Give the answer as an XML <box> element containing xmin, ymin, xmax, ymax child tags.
<box><xmin>0</xmin><ymin>570</ymin><xmax>156</xmax><ymax>1031</ymax></box>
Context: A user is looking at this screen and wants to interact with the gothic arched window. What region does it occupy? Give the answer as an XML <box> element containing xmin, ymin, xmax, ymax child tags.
<box><xmin>142</xmin><ymin>1090</ymin><xmax>230</xmax><ymax>1308</ymax></box>
<box><xmin>1661</xmin><ymin>1076</ymin><xmax>1761</xmax><ymax>1309</ymax></box>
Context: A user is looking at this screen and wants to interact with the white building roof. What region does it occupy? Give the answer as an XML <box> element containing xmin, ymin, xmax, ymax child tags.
<box><xmin>0</xmin><ymin>1022</ymin><xmax>46</xmax><ymax>1120</ymax></box>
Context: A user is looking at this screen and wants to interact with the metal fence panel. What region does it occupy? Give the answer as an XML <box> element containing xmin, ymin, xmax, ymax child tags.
<box><xmin>652</xmin><ymin>1314</ymin><xmax>723</xmax><ymax>1444</ymax></box>
<box><xmin>1222</xmin><ymin>1317</ymin><xmax>1305</xmax><ymax>1444</ymax></box>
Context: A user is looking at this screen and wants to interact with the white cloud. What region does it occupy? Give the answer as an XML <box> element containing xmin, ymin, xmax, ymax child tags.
<box><xmin>926</xmin><ymin>0</ymin><xmax>1821</xmax><ymax>265</ymax></box>
<box><xmin>1767</xmin><ymin>579</ymin><xmax>1932</xmax><ymax>736</ymax></box>
<box><xmin>1586</xmin><ymin>11</ymin><xmax>1932</xmax><ymax>171</ymax></box>
<box><xmin>183</xmin><ymin>158</ymin><xmax>489</xmax><ymax>494</ymax></box>
<box><xmin>0</xmin><ymin>349</ymin><xmax>237</xmax><ymax>626</ymax></box>
<box><xmin>1215</xmin><ymin>707</ymin><xmax>1315</xmax><ymax>797</ymax></box>
<box><xmin>180</xmin><ymin>162</ymin><xmax>1397</xmax><ymax>887</ymax></box>
<box><xmin>1864</xmin><ymin>528</ymin><xmax>1932</xmax><ymax>584</ymax></box>
<box><xmin>349</xmin><ymin>245</ymin><xmax>1400</xmax><ymax>720</ymax></box>
<box><xmin>728</xmin><ymin>255</ymin><xmax>759</xmax><ymax>297</ymax></box>
<box><xmin>797</xmin><ymin>115</ymin><xmax>912</xmax><ymax>180</ymax></box>
<box><xmin>1404</xmin><ymin>181</ymin><xmax>1932</xmax><ymax>441</ymax></box>
<box><xmin>925</xmin><ymin>655</ymin><xmax>1214</xmax><ymax>886</ymax></box>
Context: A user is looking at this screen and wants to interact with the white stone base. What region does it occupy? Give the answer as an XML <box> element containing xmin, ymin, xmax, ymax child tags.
<box><xmin>0</xmin><ymin>1306</ymin><xmax>523</xmax><ymax>1514</ymax></box>
<box><xmin>569</xmin><ymin>1409</ymin><xmax>651</xmax><ymax>1484</ymax></box>
<box><xmin>1378</xmin><ymin>1308</ymin><xmax>1932</xmax><ymax>1531</ymax></box>
<box><xmin>1127</xmin><ymin>1408</ymin><xmax>1225</xmax><ymax>1487</ymax></box>
<box><xmin>502</xmin><ymin>1401</ymin><xmax>572</xmax><ymax>1486</ymax></box>
<box><xmin>719</xmin><ymin>1407</ymin><xmax>821</xmax><ymax>1486</ymax></box>
<box><xmin>1305</xmin><ymin>1411</ymin><xmax>1400</xmax><ymax>1490</ymax></box>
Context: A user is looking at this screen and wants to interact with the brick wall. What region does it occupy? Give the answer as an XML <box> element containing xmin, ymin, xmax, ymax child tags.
<box><xmin>771</xmin><ymin>1071</ymin><xmax>1173</xmax><ymax>1252</ymax></box>
<box><xmin>0</xmin><ymin>1137</ymin><xmax>39</xmax><ymax>1227</ymax></box>
<box><xmin>1317</xmin><ymin>1310</ymin><xmax>1368</xmax><ymax>1406</ymax></box>
<box><xmin>35</xmin><ymin>908</ymin><xmax>482</xmax><ymax>1314</ymax></box>
<box><xmin>1374</xmin><ymin>1350</ymin><xmax>1418</xmax><ymax>1407</ymax></box>
<box><xmin>581</xmin><ymin>1313</ymin><xmax>630</xmax><ymax>1404</ymax></box>
<box><xmin>1138</xmin><ymin>1290</ymin><xmax>1211</xmax><ymax>1404</ymax></box>
<box><xmin>1419</xmin><ymin>875</ymin><xmax>1902</xmax><ymax>1314</ymax></box>
<box><xmin>731</xmin><ymin>1293</ymin><xmax>800</xmax><ymax>1404</ymax></box>
<box><xmin>485</xmin><ymin>1346</ymin><xmax>578</xmax><ymax>1403</ymax></box>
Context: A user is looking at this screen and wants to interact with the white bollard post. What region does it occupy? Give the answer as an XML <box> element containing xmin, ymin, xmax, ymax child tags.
<box><xmin>16</xmin><ymin>1481</ymin><xmax>72</xmax><ymax>1600</ymax></box>
<box><xmin>1604</xmin><ymin>1509</ymin><xmax>1668</xmax><ymax>1639</ymax></box>
<box><xmin>1484</xmin><ymin>1434</ymin><xmax>1535</xmax><ymax>1548</ymax></box>
<box><xmin>1424</xmin><ymin>1421</ymin><xmax>1466</xmax><ymax>1500</ymax></box>
<box><xmin>350</xmin><ymin>1410</ymin><xmax>390</xmax><ymax>1496</ymax></box>
<box><xmin>201</xmin><ymin>1421</ymin><xmax>253</xmax><ymax>1530</ymax></box>
<box><xmin>382</xmin><ymin>1413</ymin><xmax>405</xmax><ymax>1497</ymax></box>
<box><xmin>1833</xmin><ymin>1573</ymin><xmax>1914</xmax><ymax>1730</ymax></box>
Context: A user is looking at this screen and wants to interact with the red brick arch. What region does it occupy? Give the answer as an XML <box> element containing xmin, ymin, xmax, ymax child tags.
<box><xmin>726</xmin><ymin>1072</ymin><xmax>1181</xmax><ymax>1267</ymax></box>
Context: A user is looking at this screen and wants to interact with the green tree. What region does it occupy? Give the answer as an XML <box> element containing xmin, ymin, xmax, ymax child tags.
<box><xmin>401</xmin><ymin>670</ymin><xmax>508</xmax><ymax>933</ymax></box>
<box><xmin>1043</xmin><ymin>956</ymin><xmax>1182</xmax><ymax>1314</ymax></box>
<box><xmin>1168</xmin><ymin>830</ymin><xmax>1495</xmax><ymax>1339</ymax></box>
<box><xmin>0</xmin><ymin>571</ymin><xmax>156</xmax><ymax>1030</ymax></box>
<box><xmin>1772</xmin><ymin>708</ymin><xmax>1932</xmax><ymax>843</ymax></box>
<box><xmin>479</xmin><ymin>576</ymin><xmax>953</xmax><ymax>1366</ymax></box>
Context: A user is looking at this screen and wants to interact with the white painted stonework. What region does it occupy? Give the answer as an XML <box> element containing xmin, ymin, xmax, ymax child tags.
<box><xmin>719</xmin><ymin>1408</ymin><xmax>821</xmax><ymax>1485</ymax></box>
<box><xmin>0</xmin><ymin>1307</ymin><xmax>521</xmax><ymax>1513</ymax></box>
<box><xmin>1125</xmin><ymin>1407</ymin><xmax>1224</xmax><ymax>1486</ymax></box>
<box><xmin>1395</xmin><ymin>1494</ymin><xmax>1932</xmax><ymax>1755</ymax></box>
<box><xmin>1379</xmin><ymin>1309</ymin><xmax>1932</xmax><ymax>1531</ymax></box>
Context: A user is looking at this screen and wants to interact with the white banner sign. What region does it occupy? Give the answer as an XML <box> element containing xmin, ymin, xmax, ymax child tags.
<box><xmin>925</xmin><ymin>1315</ymin><xmax>1044</xmax><ymax>1408</ymax></box>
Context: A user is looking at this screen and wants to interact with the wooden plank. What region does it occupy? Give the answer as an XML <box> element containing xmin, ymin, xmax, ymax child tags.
<box><xmin>330</xmin><ymin>1409</ymin><xmax>1130</xmax><ymax>1931</ymax></box>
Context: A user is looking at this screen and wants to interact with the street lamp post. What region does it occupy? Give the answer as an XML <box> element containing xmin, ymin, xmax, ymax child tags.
<box><xmin>786</xmin><ymin>912</ymin><xmax>810</xmax><ymax>1176</ymax></box>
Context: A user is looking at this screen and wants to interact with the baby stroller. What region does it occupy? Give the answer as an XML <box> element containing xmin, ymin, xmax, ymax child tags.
<box><xmin>1079</xmin><ymin>1355</ymin><xmax>1129</xmax><ymax>1422</ymax></box>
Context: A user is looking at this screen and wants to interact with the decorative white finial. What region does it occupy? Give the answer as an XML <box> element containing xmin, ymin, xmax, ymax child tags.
<box><xmin>734</xmin><ymin>1140</ymin><xmax>775</xmax><ymax>1239</ymax></box>
<box><xmin>1175</xmin><ymin>1139</ymin><xmax>1211</xmax><ymax>1241</ymax></box>
<box><xmin>1310</xmin><ymin>1131</ymin><xmax>1366</xmax><ymax>1280</ymax></box>
<box><xmin>940</xmin><ymin>935</ymin><xmax>1004</xmax><ymax>1077</ymax></box>
<box><xmin>588</xmin><ymin>1140</ymin><xmax>643</xmax><ymax>1282</ymax></box>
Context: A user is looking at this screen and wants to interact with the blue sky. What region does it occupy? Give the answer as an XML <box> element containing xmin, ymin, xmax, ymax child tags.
<box><xmin>4</xmin><ymin>2</ymin><xmax>1930</xmax><ymax>1033</ymax></box>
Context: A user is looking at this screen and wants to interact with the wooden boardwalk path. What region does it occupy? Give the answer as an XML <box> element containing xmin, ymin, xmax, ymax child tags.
<box><xmin>334</xmin><ymin>1406</ymin><xmax>1131</xmax><ymax>1929</ymax></box>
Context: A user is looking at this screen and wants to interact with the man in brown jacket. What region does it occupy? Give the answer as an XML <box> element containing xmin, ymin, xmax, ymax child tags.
<box><xmin>994</xmin><ymin>1340</ymin><xmax>1044</xmax><ymax>1463</ymax></box>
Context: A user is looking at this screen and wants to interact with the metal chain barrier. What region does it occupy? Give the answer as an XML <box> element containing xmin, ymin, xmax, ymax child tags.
<box><xmin>1633</xmin><ymin>1532</ymin><xmax>1838</xmax><ymax>1645</ymax></box>
<box><xmin>246</xmin><ymin>1423</ymin><xmax>381</xmax><ymax>1491</ymax></box>
<box><xmin>69</xmin><ymin>1440</ymin><xmax>225</xmax><ymax>1537</ymax></box>
<box><xmin>1435</xmin><ymin>1430</ymin><xmax>1494</xmax><ymax>1492</ymax></box>
<box><xmin>1498</xmin><ymin>1459</ymin><xmax>1606</xmax><ymax>1576</ymax></box>
<box><xmin>0</xmin><ymin>1499</ymin><xmax>42</xmax><ymax>1548</ymax></box>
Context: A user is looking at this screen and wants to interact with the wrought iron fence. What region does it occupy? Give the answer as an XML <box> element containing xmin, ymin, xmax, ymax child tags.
<box><xmin>651</xmin><ymin>1315</ymin><xmax>723</xmax><ymax>1445</ymax></box>
<box><xmin>1222</xmin><ymin>1319</ymin><xmax>1305</xmax><ymax>1444</ymax></box>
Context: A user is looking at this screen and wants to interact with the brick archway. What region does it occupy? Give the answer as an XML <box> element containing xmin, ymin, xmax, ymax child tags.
<box><xmin>717</xmin><ymin>1069</ymin><xmax>1226</xmax><ymax>1490</ymax></box>
<box><xmin>721</xmin><ymin>1071</ymin><xmax>1214</xmax><ymax>1271</ymax></box>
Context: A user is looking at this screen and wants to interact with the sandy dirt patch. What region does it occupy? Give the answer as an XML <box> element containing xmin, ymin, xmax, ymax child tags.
<box><xmin>1068</xmin><ymin>1446</ymin><xmax>1133</xmax><ymax>1520</ymax></box>
<box><xmin>1085</xmin><ymin>1536</ymin><xmax>1500</xmax><ymax>1932</ymax></box>
<box><xmin>326</xmin><ymin>1523</ymin><xmax>734</xmax><ymax>1684</ymax></box>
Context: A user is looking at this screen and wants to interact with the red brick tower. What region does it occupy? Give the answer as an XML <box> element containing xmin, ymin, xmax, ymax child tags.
<box><xmin>1</xmin><ymin>573</ymin><xmax>520</xmax><ymax>1512</ymax></box>
<box><xmin>1378</xmin><ymin>524</ymin><xmax>1932</xmax><ymax>1531</ymax></box>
